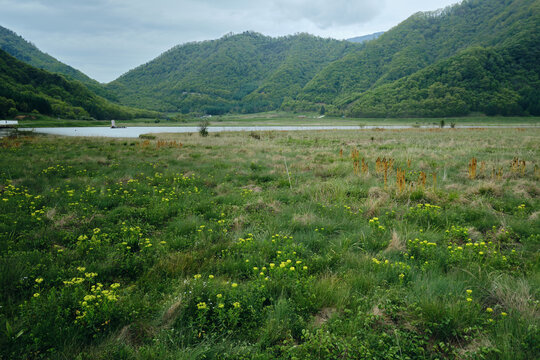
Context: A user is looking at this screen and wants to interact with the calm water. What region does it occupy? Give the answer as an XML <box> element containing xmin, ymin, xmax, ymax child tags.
<box><xmin>16</xmin><ymin>124</ymin><xmax>539</xmax><ymax>138</ymax></box>
<box><xmin>0</xmin><ymin>128</ymin><xmax>18</xmax><ymax>138</ymax></box>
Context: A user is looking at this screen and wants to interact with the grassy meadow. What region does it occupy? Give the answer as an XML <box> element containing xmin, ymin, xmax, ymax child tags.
<box><xmin>1</xmin><ymin>127</ymin><xmax>539</xmax><ymax>359</ymax></box>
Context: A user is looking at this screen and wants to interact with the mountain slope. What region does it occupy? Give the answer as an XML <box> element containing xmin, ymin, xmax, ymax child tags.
<box><xmin>295</xmin><ymin>0</ymin><xmax>539</xmax><ymax>116</ymax></box>
<box><xmin>107</xmin><ymin>32</ymin><xmax>359</xmax><ymax>113</ymax></box>
<box><xmin>0</xmin><ymin>49</ymin><xmax>155</xmax><ymax>119</ymax></box>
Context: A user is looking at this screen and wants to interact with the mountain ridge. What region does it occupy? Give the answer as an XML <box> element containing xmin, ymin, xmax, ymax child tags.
<box><xmin>107</xmin><ymin>32</ymin><xmax>361</xmax><ymax>114</ymax></box>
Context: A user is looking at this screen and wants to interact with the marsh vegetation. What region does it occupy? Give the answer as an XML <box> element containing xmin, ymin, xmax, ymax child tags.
<box><xmin>1</xmin><ymin>128</ymin><xmax>538</xmax><ymax>359</ymax></box>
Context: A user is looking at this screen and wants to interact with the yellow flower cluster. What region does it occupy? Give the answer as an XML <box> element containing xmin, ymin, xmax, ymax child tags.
<box><xmin>197</xmin><ymin>302</ymin><xmax>207</xmax><ymax>310</ymax></box>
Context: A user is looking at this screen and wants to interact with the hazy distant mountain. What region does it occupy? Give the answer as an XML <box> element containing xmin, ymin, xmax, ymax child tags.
<box><xmin>107</xmin><ymin>32</ymin><xmax>360</xmax><ymax>114</ymax></box>
<box><xmin>347</xmin><ymin>32</ymin><xmax>384</xmax><ymax>43</ymax></box>
<box><xmin>0</xmin><ymin>49</ymin><xmax>156</xmax><ymax>119</ymax></box>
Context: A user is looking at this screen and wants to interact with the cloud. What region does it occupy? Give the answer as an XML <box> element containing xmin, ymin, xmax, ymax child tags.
<box><xmin>273</xmin><ymin>0</ymin><xmax>382</xmax><ymax>28</ymax></box>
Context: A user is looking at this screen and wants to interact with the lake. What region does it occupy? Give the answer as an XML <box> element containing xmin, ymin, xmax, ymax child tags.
<box><xmin>19</xmin><ymin>124</ymin><xmax>539</xmax><ymax>138</ymax></box>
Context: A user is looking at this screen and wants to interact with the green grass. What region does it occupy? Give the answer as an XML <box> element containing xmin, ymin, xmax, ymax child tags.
<box><xmin>1</xmin><ymin>128</ymin><xmax>539</xmax><ymax>359</ymax></box>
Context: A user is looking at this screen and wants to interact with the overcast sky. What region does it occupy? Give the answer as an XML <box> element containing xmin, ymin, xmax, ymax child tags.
<box><xmin>0</xmin><ymin>0</ymin><xmax>459</xmax><ymax>83</ymax></box>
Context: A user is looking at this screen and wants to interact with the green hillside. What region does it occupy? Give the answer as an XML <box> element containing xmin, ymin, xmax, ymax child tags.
<box><xmin>347</xmin><ymin>42</ymin><xmax>540</xmax><ymax>117</ymax></box>
<box><xmin>0</xmin><ymin>49</ymin><xmax>156</xmax><ymax>120</ymax></box>
<box><xmin>291</xmin><ymin>0</ymin><xmax>540</xmax><ymax>116</ymax></box>
<box><xmin>107</xmin><ymin>32</ymin><xmax>359</xmax><ymax>114</ymax></box>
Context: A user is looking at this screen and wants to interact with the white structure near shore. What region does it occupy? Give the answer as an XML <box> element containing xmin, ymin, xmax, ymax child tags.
<box><xmin>0</xmin><ymin>120</ymin><xmax>18</xmax><ymax>127</ymax></box>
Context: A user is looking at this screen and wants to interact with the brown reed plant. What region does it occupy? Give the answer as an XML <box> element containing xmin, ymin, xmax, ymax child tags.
<box><xmin>139</xmin><ymin>140</ymin><xmax>150</xmax><ymax>149</ymax></box>
<box><xmin>383</xmin><ymin>158</ymin><xmax>394</xmax><ymax>173</ymax></box>
<box><xmin>479</xmin><ymin>161</ymin><xmax>486</xmax><ymax>177</ymax></box>
<box><xmin>351</xmin><ymin>148</ymin><xmax>360</xmax><ymax>175</ymax></box>
<box><xmin>468</xmin><ymin>157</ymin><xmax>477</xmax><ymax>179</ymax></box>
<box><xmin>432</xmin><ymin>172</ymin><xmax>437</xmax><ymax>190</ymax></box>
<box><xmin>419</xmin><ymin>171</ymin><xmax>427</xmax><ymax>189</ymax></box>
<box><xmin>155</xmin><ymin>140</ymin><xmax>183</xmax><ymax>149</ymax></box>
<box><xmin>511</xmin><ymin>157</ymin><xmax>520</xmax><ymax>173</ymax></box>
<box><xmin>396</xmin><ymin>168</ymin><xmax>406</xmax><ymax>193</ymax></box>
<box><xmin>1</xmin><ymin>138</ymin><xmax>21</xmax><ymax>149</ymax></box>
<box><xmin>361</xmin><ymin>158</ymin><xmax>369</xmax><ymax>175</ymax></box>
<box><xmin>497</xmin><ymin>167</ymin><xmax>503</xmax><ymax>180</ymax></box>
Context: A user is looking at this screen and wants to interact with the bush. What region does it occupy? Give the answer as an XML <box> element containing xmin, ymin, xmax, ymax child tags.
<box><xmin>199</xmin><ymin>120</ymin><xmax>209</xmax><ymax>137</ymax></box>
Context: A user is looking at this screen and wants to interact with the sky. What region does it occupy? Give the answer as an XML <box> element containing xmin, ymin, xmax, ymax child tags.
<box><xmin>0</xmin><ymin>0</ymin><xmax>460</xmax><ymax>83</ymax></box>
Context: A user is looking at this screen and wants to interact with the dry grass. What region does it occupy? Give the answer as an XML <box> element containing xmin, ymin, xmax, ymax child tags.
<box><xmin>385</xmin><ymin>230</ymin><xmax>406</xmax><ymax>252</ymax></box>
<box><xmin>490</xmin><ymin>275</ymin><xmax>539</xmax><ymax>318</ymax></box>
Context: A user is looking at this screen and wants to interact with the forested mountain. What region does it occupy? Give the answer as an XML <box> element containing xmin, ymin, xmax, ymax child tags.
<box><xmin>0</xmin><ymin>49</ymin><xmax>156</xmax><ymax>119</ymax></box>
<box><xmin>107</xmin><ymin>0</ymin><xmax>538</xmax><ymax>117</ymax></box>
<box><xmin>3</xmin><ymin>0</ymin><xmax>537</xmax><ymax>118</ymax></box>
<box><xmin>347</xmin><ymin>32</ymin><xmax>384</xmax><ymax>43</ymax></box>
<box><xmin>107</xmin><ymin>32</ymin><xmax>359</xmax><ymax>114</ymax></box>
<box><xmin>292</xmin><ymin>0</ymin><xmax>540</xmax><ymax>116</ymax></box>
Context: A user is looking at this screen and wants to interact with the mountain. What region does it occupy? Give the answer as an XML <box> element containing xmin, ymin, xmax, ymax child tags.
<box><xmin>107</xmin><ymin>32</ymin><xmax>360</xmax><ymax>114</ymax></box>
<box><xmin>293</xmin><ymin>0</ymin><xmax>540</xmax><ymax>116</ymax></box>
<box><xmin>347</xmin><ymin>32</ymin><xmax>384</xmax><ymax>43</ymax></box>
<box><xmin>0</xmin><ymin>49</ymin><xmax>156</xmax><ymax>120</ymax></box>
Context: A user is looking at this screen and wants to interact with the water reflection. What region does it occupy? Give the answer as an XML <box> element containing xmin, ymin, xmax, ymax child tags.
<box><xmin>0</xmin><ymin>128</ymin><xmax>18</xmax><ymax>138</ymax></box>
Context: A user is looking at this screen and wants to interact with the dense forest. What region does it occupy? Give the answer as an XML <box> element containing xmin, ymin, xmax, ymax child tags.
<box><xmin>0</xmin><ymin>50</ymin><xmax>156</xmax><ymax>119</ymax></box>
<box><xmin>107</xmin><ymin>32</ymin><xmax>360</xmax><ymax>114</ymax></box>
<box><xmin>293</xmin><ymin>0</ymin><xmax>540</xmax><ymax>116</ymax></box>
